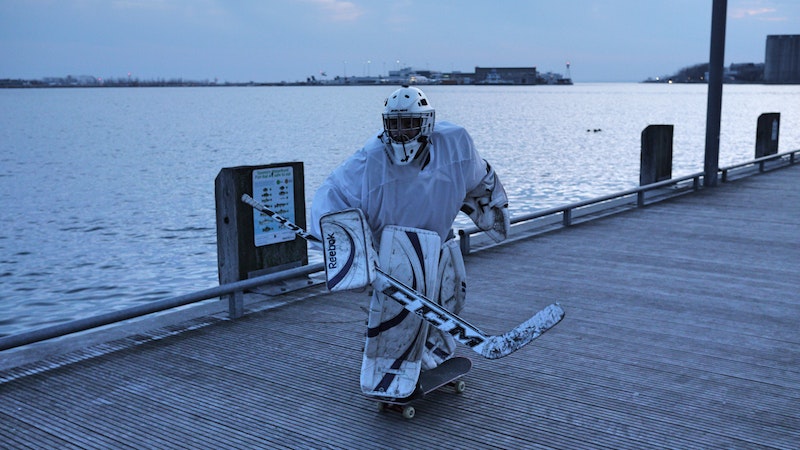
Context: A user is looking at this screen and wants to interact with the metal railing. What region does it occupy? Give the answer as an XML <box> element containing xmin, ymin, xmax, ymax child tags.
<box><xmin>1</xmin><ymin>148</ymin><xmax>797</xmax><ymax>352</ymax></box>
<box><xmin>457</xmin><ymin>148</ymin><xmax>799</xmax><ymax>254</ymax></box>
<box><xmin>0</xmin><ymin>263</ymin><xmax>323</xmax><ymax>351</ymax></box>
<box><xmin>720</xmin><ymin>149</ymin><xmax>797</xmax><ymax>182</ymax></box>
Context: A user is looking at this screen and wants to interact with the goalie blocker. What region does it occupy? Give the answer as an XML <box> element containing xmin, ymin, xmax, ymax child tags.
<box><xmin>319</xmin><ymin>208</ymin><xmax>378</xmax><ymax>291</ymax></box>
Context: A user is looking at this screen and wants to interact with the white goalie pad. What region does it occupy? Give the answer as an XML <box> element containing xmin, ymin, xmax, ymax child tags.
<box><xmin>435</xmin><ymin>238</ymin><xmax>467</xmax><ymax>316</ymax></box>
<box><xmin>319</xmin><ymin>208</ymin><xmax>377</xmax><ymax>292</ymax></box>
<box><xmin>361</xmin><ymin>226</ymin><xmax>441</xmax><ymax>398</ymax></box>
<box><xmin>422</xmin><ymin>238</ymin><xmax>467</xmax><ymax>371</ymax></box>
<box><xmin>461</xmin><ymin>160</ymin><xmax>510</xmax><ymax>243</ymax></box>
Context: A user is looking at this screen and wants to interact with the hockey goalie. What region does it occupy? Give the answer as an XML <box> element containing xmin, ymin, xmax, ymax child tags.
<box><xmin>310</xmin><ymin>85</ymin><xmax>510</xmax><ymax>399</ymax></box>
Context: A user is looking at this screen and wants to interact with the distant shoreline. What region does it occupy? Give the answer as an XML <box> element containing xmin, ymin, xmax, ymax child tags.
<box><xmin>0</xmin><ymin>75</ymin><xmax>573</xmax><ymax>88</ymax></box>
<box><xmin>3</xmin><ymin>77</ymin><xmax>796</xmax><ymax>89</ymax></box>
<box><xmin>2</xmin><ymin>80</ymin><xmax>576</xmax><ymax>88</ymax></box>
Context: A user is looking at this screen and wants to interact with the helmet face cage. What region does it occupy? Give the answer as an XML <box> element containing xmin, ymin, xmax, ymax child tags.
<box><xmin>382</xmin><ymin>86</ymin><xmax>435</xmax><ymax>165</ymax></box>
<box><xmin>383</xmin><ymin>114</ymin><xmax>423</xmax><ymax>143</ymax></box>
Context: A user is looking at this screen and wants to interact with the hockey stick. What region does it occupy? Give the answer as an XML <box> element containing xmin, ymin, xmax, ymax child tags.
<box><xmin>241</xmin><ymin>194</ymin><xmax>564</xmax><ymax>359</ymax></box>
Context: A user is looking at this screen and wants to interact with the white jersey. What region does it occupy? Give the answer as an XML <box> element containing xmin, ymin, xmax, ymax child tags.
<box><xmin>310</xmin><ymin>121</ymin><xmax>488</xmax><ymax>244</ymax></box>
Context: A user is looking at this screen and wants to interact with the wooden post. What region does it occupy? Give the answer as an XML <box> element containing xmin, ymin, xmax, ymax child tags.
<box><xmin>215</xmin><ymin>163</ymin><xmax>307</xmax><ymax>317</ymax></box>
<box><xmin>755</xmin><ymin>113</ymin><xmax>780</xmax><ymax>158</ymax></box>
<box><xmin>640</xmin><ymin>125</ymin><xmax>674</xmax><ymax>185</ymax></box>
<box><xmin>703</xmin><ymin>0</ymin><xmax>727</xmax><ymax>187</ymax></box>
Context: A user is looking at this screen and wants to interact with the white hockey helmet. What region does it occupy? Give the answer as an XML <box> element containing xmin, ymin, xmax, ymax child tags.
<box><xmin>381</xmin><ymin>85</ymin><xmax>435</xmax><ymax>166</ymax></box>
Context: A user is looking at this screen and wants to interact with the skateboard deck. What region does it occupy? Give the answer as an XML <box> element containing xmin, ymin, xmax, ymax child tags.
<box><xmin>370</xmin><ymin>356</ymin><xmax>472</xmax><ymax>419</ymax></box>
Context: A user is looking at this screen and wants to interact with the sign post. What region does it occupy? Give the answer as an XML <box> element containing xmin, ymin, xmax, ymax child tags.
<box><xmin>215</xmin><ymin>162</ymin><xmax>308</xmax><ymax>317</ymax></box>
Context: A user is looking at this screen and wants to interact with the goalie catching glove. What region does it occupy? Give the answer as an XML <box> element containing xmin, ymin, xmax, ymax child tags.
<box><xmin>461</xmin><ymin>160</ymin><xmax>510</xmax><ymax>242</ymax></box>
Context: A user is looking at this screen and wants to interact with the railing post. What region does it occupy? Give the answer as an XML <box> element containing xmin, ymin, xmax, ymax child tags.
<box><xmin>458</xmin><ymin>229</ymin><xmax>471</xmax><ymax>256</ymax></box>
<box><xmin>228</xmin><ymin>291</ymin><xmax>244</xmax><ymax>319</ymax></box>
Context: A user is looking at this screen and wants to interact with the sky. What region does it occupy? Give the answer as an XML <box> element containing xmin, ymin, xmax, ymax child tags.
<box><xmin>0</xmin><ymin>0</ymin><xmax>798</xmax><ymax>83</ymax></box>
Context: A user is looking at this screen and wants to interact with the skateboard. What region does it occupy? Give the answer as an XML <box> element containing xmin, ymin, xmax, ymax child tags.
<box><xmin>370</xmin><ymin>356</ymin><xmax>472</xmax><ymax>419</ymax></box>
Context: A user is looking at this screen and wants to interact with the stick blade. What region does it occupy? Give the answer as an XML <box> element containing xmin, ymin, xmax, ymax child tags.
<box><xmin>479</xmin><ymin>303</ymin><xmax>565</xmax><ymax>359</ymax></box>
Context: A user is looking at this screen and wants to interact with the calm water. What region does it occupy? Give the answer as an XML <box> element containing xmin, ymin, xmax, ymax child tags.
<box><xmin>1</xmin><ymin>84</ymin><xmax>799</xmax><ymax>336</ymax></box>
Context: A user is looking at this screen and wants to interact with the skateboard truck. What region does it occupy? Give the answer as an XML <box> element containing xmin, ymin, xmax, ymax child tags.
<box><xmin>371</xmin><ymin>356</ymin><xmax>472</xmax><ymax>419</ymax></box>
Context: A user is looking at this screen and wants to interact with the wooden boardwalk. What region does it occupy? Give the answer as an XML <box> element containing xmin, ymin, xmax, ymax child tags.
<box><xmin>2</xmin><ymin>164</ymin><xmax>798</xmax><ymax>449</ymax></box>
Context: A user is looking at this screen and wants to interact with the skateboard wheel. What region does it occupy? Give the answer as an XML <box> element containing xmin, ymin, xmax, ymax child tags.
<box><xmin>402</xmin><ymin>406</ymin><xmax>415</xmax><ymax>419</ymax></box>
<box><xmin>454</xmin><ymin>380</ymin><xmax>466</xmax><ymax>394</ymax></box>
<box><xmin>377</xmin><ymin>402</ymin><xmax>387</xmax><ymax>412</ymax></box>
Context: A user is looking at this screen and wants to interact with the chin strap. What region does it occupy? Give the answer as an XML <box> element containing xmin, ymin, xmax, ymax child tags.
<box><xmin>380</xmin><ymin>133</ymin><xmax>431</xmax><ymax>169</ymax></box>
<box><xmin>399</xmin><ymin>140</ymin><xmax>412</xmax><ymax>163</ymax></box>
<box><xmin>416</xmin><ymin>137</ymin><xmax>431</xmax><ymax>170</ymax></box>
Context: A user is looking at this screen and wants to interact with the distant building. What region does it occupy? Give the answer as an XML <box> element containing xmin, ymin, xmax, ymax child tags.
<box><xmin>728</xmin><ymin>63</ymin><xmax>764</xmax><ymax>83</ymax></box>
<box><xmin>475</xmin><ymin>67</ymin><xmax>539</xmax><ymax>85</ymax></box>
<box><xmin>764</xmin><ymin>35</ymin><xmax>800</xmax><ymax>84</ymax></box>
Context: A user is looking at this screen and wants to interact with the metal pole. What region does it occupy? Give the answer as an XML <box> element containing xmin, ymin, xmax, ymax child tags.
<box><xmin>704</xmin><ymin>0</ymin><xmax>728</xmax><ymax>187</ymax></box>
